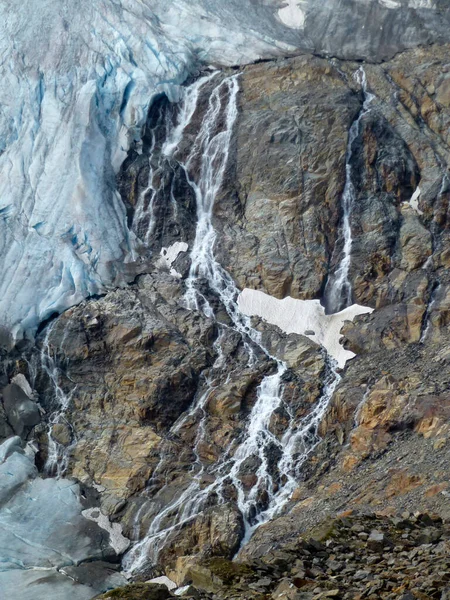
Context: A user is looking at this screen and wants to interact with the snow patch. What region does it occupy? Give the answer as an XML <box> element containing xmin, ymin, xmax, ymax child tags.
<box><xmin>278</xmin><ymin>0</ymin><xmax>306</xmax><ymax>29</ymax></box>
<box><xmin>149</xmin><ymin>576</ymin><xmax>177</xmax><ymax>590</ymax></box>
<box><xmin>238</xmin><ymin>289</ymin><xmax>373</xmax><ymax>369</ymax></box>
<box><xmin>156</xmin><ymin>242</ymin><xmax>189</xmax><ymax>278</ymax></box>
<box><xmin>82</xmin><ymin>508</ymin><xmax>130</xmax><ymax>555</ymax></box>
<box><xmin>378</xmin><ymin>0</ymin><xmax>401</xmax><ymax>8</ymax></box>
<box><xmin>404</xmin><ymin>186</ymin><xmax>423</xmax><ymax>215</ymax></box>
<box><xmin>379</xmin><ymin>0</ymin><xmax>434</xmax><ymax>8</ymax></box>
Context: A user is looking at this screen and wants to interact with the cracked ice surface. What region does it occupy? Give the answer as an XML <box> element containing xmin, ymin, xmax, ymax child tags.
<box><xmin>0</xmin><ymin>436</ymin><xmax>127</xmax><ymax>598</ymax></box>
<box><xmin>0</xmin><ymin>0</ymin><xmax>299</xmax><ymax>341</ymax></box>
<box><xmin>238</xmin><ymin>288</ymin><xmax>373</xmax><ymax>369</ymax></box>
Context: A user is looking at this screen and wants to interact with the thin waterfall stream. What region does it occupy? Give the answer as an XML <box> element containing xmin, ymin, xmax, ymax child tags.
<box><xmin>123</xmin><ymin>73</ymin><xmax>343</xmax><ymax>573</ymax></box>
<box><xmin>324</xmin><ymin>67</ymin><xmax>375</xmax><ymax>314</ymax></box>
<box><xmin>38</xmin><ymin>322</ymin><xmax>77</xmax><ymax>478</ymax></box>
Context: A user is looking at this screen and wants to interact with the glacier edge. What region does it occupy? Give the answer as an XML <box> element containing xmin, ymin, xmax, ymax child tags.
<box><xmin>1</xmin><ymin>0</ymin><xmax>450</xmax><ymax>341</ymax></box>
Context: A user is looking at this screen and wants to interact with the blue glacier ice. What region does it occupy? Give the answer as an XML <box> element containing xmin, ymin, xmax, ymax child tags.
<box><xmin>1</xmin><ymin>0</ymin><xmax>449</xmax><ymax>341</ymax></box>
<box><xmin>0</xmin><ymin>0</ymin><xmax>300</xmax><ymax>341</ymax></box>
<box><xmin>0</xmin><ymin>436</ymin><xmax>128</xmax><ymax>598</ymax></box>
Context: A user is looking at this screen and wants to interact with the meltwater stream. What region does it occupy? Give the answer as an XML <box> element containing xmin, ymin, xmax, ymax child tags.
<box><xmin>38</xmin><ymin>322</ymin><xmax>77</xmax><ymax>478</ymax></box>
<box><xmin>124</xmin><ymin>73</ymin><xmax>342</xmax><ymax>573</ymax></box>
<box><xmin>324</xmin><ymin>67</ymin><xmax>375</xmax><ymax>314</ymax></box>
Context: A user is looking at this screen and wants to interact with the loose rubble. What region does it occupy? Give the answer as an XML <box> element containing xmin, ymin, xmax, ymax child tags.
<box><xmin>97</xmin><ymin>512</ymin><xmax>450</xmax><ymax>599</ymax></box>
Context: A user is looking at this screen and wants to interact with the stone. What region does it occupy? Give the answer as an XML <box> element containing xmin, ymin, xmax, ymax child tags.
<box><xmin>2</xmin><ymin>383</ymin><xmax>40</xmax><ymax>437</ymax></box>
<box><xmin>416</xmin><ymin>529</ymin><xmax>442</xmax><ymax>546</ymax></box>
<box><xmin>367</xmin><ymin>532</ymin><xmax>391</xmax><ymax>553</ymax></box>
<box><xmin>272</xmin><ymin>578</ymin><xmax>300</xmax><ymax>599</ymax></box>
<box><xmin>256</xmin><ymin>577</ymin><xmax>273</xmax><ymax>587</ymax></box>
<box><xmin>95</xmin><ymin>583</ymin><xmax>173</xmax><ymax>599</ymax></box>
<box><xmin>51</xmin><ymin>422</ymin><xmax>73</xmax><ymax>446</ymax></box>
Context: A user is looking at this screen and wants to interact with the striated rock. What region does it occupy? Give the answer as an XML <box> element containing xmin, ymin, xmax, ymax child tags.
<box><xmin>32</xmin><ymin>282</ymin><xmax>215</xmax><ymax>507</ymax></box>
<box><xmin>161</xmin><ymin>504</ymin><xmax>245</xmax><ymax>582</ymax></box>
<box><xmin>218</xmin><ymin>55</ymin><xmax>360</xmax><ymax>302</ymax></box>
<box><xmin>399</xmin><ymin>205</ymin><xmax>432</xmax><ymax>271</ymax></box>
<box><xmin>3</xmin><ymin>39</ymin><xmax>450</xmax><ymax>598</ymax></box>
<box><xmin>367</xmin><ymin>530</ymin><xmax>391</xmax><ymax>552</ymax></box>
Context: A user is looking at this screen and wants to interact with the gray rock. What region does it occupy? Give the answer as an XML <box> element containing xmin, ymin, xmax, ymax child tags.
<box><xmin>256</xmin><ymin>577</ymin><xmax>273</xmax><ymax>587</ymax></box>
<box><xmin>417</xmin><ymin>529</ymin><xmax>442</xmax><ymax>545</ymax></box>
<box><xmin>2</xmin><ymin>383</ymin><xmax>40</xmax><ymax>437</ymax></box>
<box><xmin>367</xmin><ymin>531</ymin><xmax>390</xmax><ymax>552</ymax></box>
<box><xmin>353</xmin><ymin>569</ymin><xmax>371</xmax><ymax>580</ymax></box>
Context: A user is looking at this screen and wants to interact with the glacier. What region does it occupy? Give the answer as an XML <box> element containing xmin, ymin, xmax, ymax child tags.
<box><xmin>1</xmin><ymin>0</ymin><xmax>450</xmax><ymax>342</ymax></box>
<box><xmin>0</xmin><ymin>436</ymin><xmax>129</xmax><ymax>599</ymax></box>
<box><xmin>0</xmin><ymin>0</ymin><xmax>303</xmax><ymax>342</ymax></box>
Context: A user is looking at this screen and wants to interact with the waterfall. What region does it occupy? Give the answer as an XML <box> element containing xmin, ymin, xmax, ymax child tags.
<box><xmin>324</xmin><ymin>67</ymin><xmax>375</xmax><ymax>313</ymax></box>
<box><xmin>420</xmin><ymin>282</ymin><xmax>441</xmax><ymax>343</ymax></box>
<box><xmin>39</xmin><ymin>322</ymin><xmax>76</xmax><ymax>478</ymax></box>
<box><xmin>124</xmin><ymin>73</ymin><xmax>341</xmax><ymax>573</ymax></box>
<box><xmin>132</xmin><ymin>71</ymin><xmax>219</xmax><ymax>245</ymax></box>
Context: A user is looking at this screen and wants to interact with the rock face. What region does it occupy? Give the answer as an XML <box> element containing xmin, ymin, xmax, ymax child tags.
<box><xmin>2</xmin><ymin>0</ymin><xmax>450</xmax><ymax>340</ymax></box>
<box><xmin>97</xmin><ymin>511</ymin><xmax>450</xmax><ymax>599</ymax></box>
<box><xmin>1</xmin><ymin>22</ymin><xmax>450</xmax><ymax>600</ymax></box>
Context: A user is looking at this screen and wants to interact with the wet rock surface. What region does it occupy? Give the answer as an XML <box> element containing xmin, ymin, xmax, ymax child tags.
<box><xmin>1</xmin><ymin>39</ymin><xmax>450</xmax><ymax>600</ymax></box>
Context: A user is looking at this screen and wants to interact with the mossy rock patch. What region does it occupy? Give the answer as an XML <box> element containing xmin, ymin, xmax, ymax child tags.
<box><xmin>95</xmin><ymin>583</ymin><xmax>172</xmax><ymax>600</ymax></box>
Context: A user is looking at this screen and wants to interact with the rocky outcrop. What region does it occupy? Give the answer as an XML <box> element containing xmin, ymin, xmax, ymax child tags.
<box><xmin>95</xmin><ymin>583</ymin><xmax>173</xmax><ymax>599</ymax></box>
<box><xmin>1</xmin><ymin>39</ymin><xmax>450</xmax><ymax>600</ymax></box>
<box><xmin>120</xmin><ymin>43</ymin><xmax>450</xmax><ymax>573</ymax></box>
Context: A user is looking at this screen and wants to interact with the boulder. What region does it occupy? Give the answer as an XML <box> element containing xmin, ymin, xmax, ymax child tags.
<box><xmin>2</xmin><ymin>383</ymin><xmax>40</xmax><ymax>437</ymax></box>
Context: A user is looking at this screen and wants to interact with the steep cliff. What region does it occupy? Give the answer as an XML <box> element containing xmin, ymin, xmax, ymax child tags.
<box><xmin>2</xmin><ymin>0</ymin><xmax>450</xmax><ymax>340</ymax></box>
<box><xmin>1</xmin><ymin>3</ymin><xmax>450</xmax><ymax>600</ymax></box>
